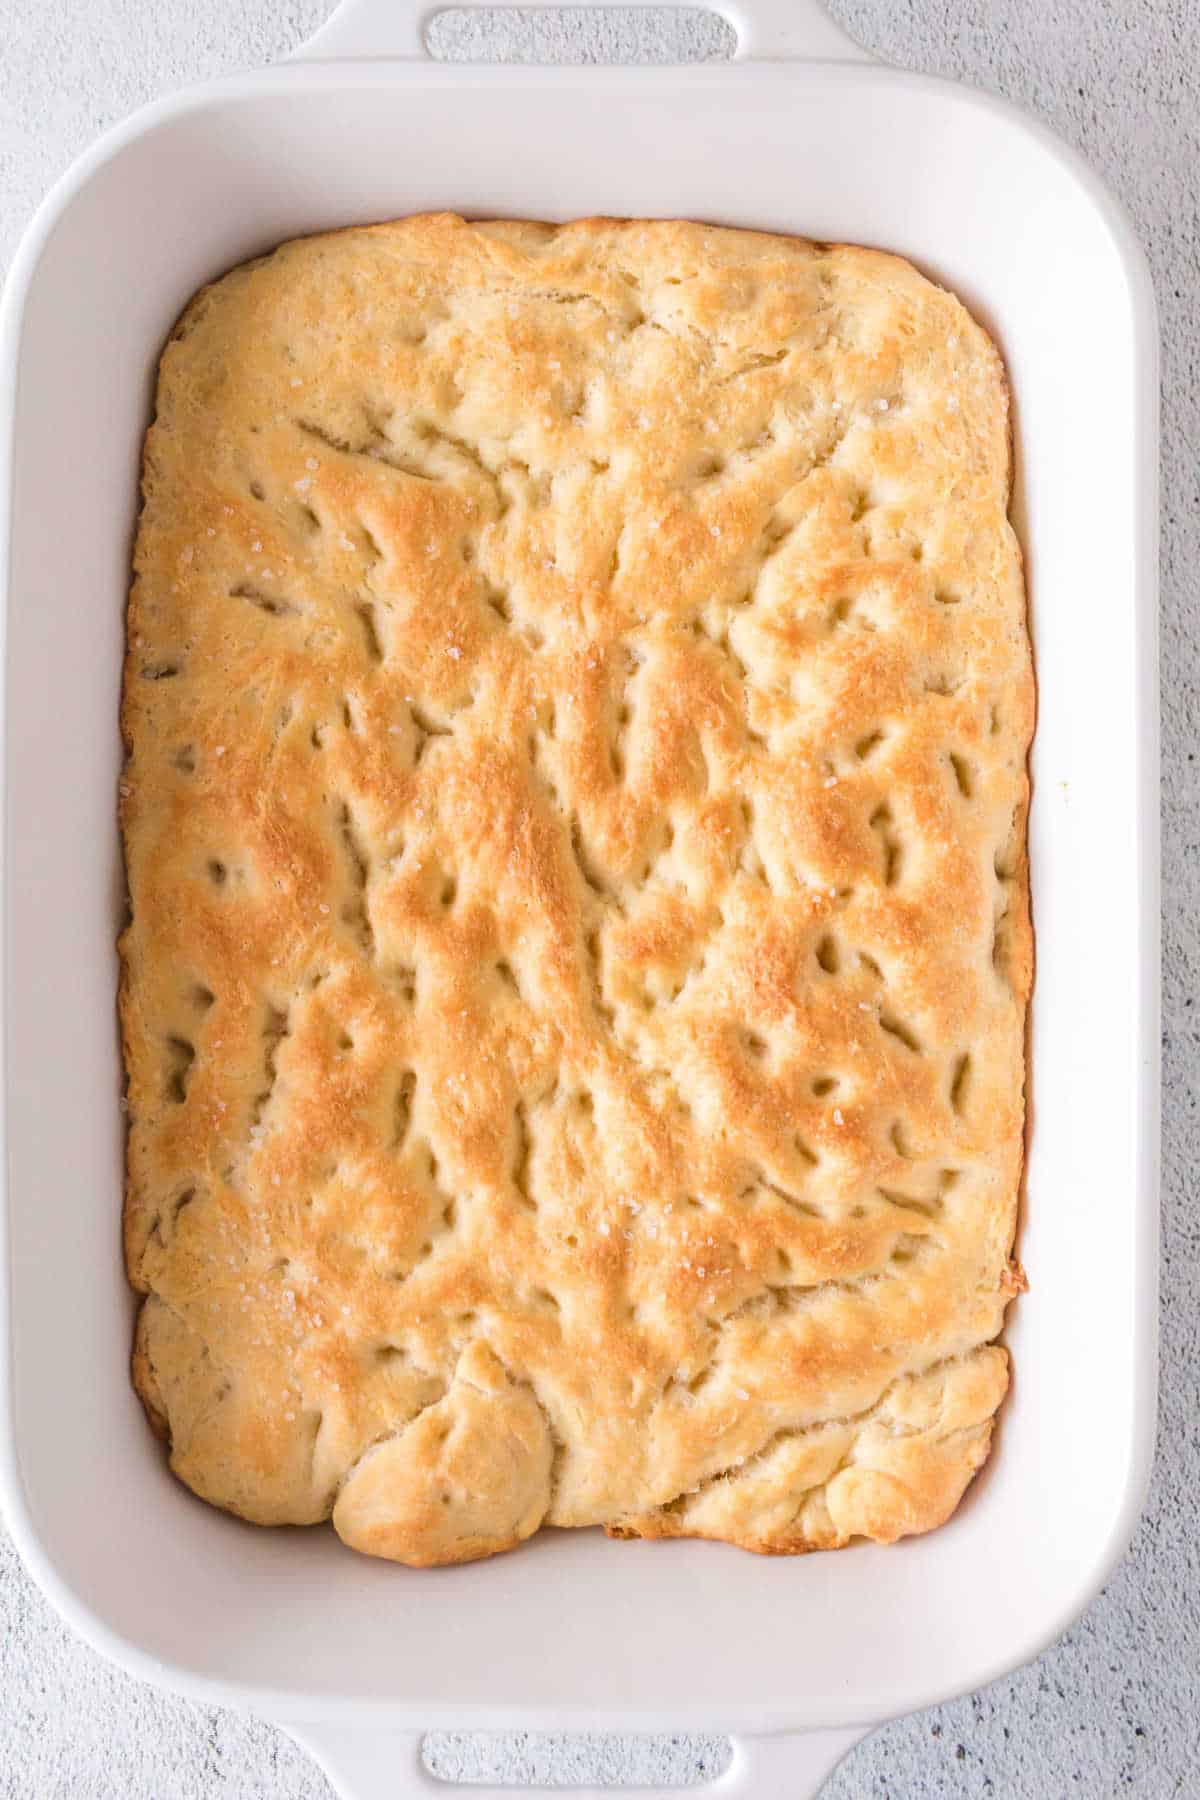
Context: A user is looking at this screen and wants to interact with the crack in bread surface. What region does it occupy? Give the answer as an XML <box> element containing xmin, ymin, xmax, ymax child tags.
<box><xmin>120</xmin><ymin>215</ymin><xmax>1032</xmax><ymax>1565</ymax></box>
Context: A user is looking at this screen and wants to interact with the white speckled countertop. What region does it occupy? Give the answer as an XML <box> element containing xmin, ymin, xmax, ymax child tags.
<box><xmin>2</xmin><ymin>2</ymin><xmax>1196</xmax><ymax>1793</ymax></box>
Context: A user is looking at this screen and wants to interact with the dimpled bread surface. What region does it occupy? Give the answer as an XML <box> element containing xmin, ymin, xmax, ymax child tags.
<box><xmin>120</xmin><ymin>215</ymin><xmax>1032</xmax><ymax>1567</ymax></box>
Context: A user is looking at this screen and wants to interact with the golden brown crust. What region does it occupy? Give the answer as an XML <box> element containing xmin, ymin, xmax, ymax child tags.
<box><xmin>120</xmin><ymin>214</ymin><xmax>1031</xmax><ymax>1566</ymax></box>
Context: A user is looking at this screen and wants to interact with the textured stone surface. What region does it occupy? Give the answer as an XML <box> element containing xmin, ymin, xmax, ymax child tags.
<box><xmin>1</xmin><ymin>1</ymin><xmax>1195</xmax><ymax>1794</ymax></box>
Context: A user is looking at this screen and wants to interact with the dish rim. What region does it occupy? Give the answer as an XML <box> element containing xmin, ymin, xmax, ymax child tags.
<box><xmin>0</xmin><ymin>52</ymin><xmax>1160</xmax><ymax>1734</ymax></box>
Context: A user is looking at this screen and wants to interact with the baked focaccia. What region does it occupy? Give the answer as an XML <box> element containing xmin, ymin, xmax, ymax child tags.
<box><xmin>120</xmin><ymin>215</ymin><xmax>1031</xmax><ymax>1566</ymax></box>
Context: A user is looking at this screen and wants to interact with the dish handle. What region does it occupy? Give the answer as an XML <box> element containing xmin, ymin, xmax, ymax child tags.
<box><xmin>291</xmin><ymin>0</ymin><xmax>874</xmax><ymax>64</ymax></box>
<box><xmin>282</xmin><ymin>1723</ymin><xmax>869</xmax><ymax>1799</ymax></box>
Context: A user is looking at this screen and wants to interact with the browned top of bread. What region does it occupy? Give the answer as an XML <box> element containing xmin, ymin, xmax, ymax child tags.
<box><xmin>120</xmin><ymin>214</ymin><xmax>1031</xmax><ymax>1567</ymax></box>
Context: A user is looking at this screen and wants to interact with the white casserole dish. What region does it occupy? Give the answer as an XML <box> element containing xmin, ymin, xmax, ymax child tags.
<box><xmin>0</xmin><ymin>2</ymin><xmax>1160</xmax><ymax>1794</ymax></box>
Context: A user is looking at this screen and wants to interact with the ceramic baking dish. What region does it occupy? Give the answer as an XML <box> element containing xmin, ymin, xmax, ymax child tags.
<box><xmin>0</xmin><ymin>2</ymin><xmax>1159</xmax><ymax>1794</ymax></box>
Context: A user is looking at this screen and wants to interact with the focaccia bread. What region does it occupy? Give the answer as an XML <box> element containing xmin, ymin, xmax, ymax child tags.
<box><xmin>120</xmin><ymin>215</ymin><xmax>1031</xmax><ymax>1566</ymax></box>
